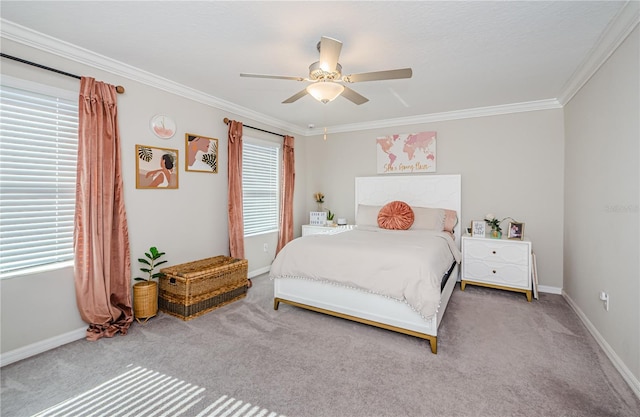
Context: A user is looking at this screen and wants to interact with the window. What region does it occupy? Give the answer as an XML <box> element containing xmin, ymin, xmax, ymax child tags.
<box><xmin>0</xmin><ymin>79</ymin><xmax>79</xmax><ymax>277</ymax></box>
<box><xmin>242</xmin><ymin>138</ymin><xmax>280</xmax><ymax>236</ymax></box>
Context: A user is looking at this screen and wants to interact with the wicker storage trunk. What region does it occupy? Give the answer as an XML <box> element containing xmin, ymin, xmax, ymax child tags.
<box><xmin>158</xmin><ymin>256</ymin><xmax>248</xmax><ymax>320</ymax></box>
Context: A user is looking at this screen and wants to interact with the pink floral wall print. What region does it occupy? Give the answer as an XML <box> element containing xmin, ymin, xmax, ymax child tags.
<box><xmin>376</xmin><ymin>131</ymin><xmax>436</xmax><ymax>174</ymax></box>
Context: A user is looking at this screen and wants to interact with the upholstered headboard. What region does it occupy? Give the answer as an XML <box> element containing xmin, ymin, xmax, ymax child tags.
<box><xmin>354</xmin><ymin>175</ymin><xmax>462</xmax><ymax>245</ymax></box>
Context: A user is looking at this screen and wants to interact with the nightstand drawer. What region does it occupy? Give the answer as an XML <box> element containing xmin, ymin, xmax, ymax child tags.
<box><xmin>463</xmin><ymin>259</ymin><xmax>529</xmax><ymax>289</ymax></box>
<box><xmin>462</xmin><ymin>239</ymin><xmax>528</xmax><ymax>265</ymax></box>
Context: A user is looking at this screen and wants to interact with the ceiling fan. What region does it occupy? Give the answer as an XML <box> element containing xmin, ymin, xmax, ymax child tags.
<box><xmin>240</xmin><ymin>36</ymin><xmax>412</xmax><ymax>105</ymax></box>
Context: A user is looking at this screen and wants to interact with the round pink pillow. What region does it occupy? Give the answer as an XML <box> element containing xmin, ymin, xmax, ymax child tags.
<box><xmin>377</xmin><ymin>201</ymin><xmax>415</xmax><ymax>230</ymax></box>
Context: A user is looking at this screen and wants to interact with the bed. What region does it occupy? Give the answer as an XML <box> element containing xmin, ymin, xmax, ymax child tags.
<box><xmin>270</xmin><ymin>175</ymin><xmax>461</xmax><ymax>354</ymax></box>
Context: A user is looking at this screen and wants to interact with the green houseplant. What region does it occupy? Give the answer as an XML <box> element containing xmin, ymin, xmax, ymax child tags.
<box><xmin>133</xmin><ymin>246</ymin><xmax>167</xmax><ymax>323</ymax></box>
<box><xmin>135</xmin><ymin>246</ymin><xmax>167</xmax><ymax>282</ymax></box>
<box><xmin>326</xmin><ymin>209</ymin><xmax>335</xmax><ymax>225</ymax></box>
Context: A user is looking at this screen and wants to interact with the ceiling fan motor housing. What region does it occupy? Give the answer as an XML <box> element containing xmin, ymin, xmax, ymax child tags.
<box><xmin>309</xmin><ymin>61</ymin><xmax>342</xmax><ymax>81</ymax></box>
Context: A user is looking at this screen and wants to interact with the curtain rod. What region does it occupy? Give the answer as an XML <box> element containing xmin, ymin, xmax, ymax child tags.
<box><xmin>1</xmin><ymin>53</ymin><xmax>125</xmax><ymax>94</ymax></box>
<box><xmin>223</xmin><ymin>117</ymin><xmax>285</xmax><ymax>138</ymax></box>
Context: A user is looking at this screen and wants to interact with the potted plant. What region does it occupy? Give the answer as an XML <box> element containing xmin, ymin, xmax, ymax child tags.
<box><xmin>133</xmin><ymin>246</ymin><xmax>167</xmax><ymax>323</ymax></box>
<box><xmin>326</xmin><ymin>209</ymin><xmax>336</xmax><ymax>226</ymax></box>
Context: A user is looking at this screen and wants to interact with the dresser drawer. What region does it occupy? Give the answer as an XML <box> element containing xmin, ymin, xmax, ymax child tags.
<box><xmin>463</xmin><ymin>259</ymin><xmax>530</xmax><ymax>289</ymax></box>
<box><xmin>463</xmin><ymin>239</ymin><xmax>529</xmax><ymax>266</ymax></box>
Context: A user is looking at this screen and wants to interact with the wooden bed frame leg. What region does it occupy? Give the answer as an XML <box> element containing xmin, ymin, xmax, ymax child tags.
<box><xmin>273</xmin><ymin>298</ymin><xmax>280</xmax><ymax>310</ymax></box>
<box><xmin>429</xmin><ymin>337</ymin><xmax>437</xmax><ymax>354</ymax></box>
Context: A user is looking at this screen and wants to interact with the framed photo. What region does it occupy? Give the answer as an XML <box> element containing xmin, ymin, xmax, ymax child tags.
<box><xmin>136</xmin><ymin>145</ymin><xmax>179</xmax><ymax>189</ymax></box>
<box><xmin>185</xmin><ymin>133</ymin><xmax>218</xmax><ymax>173</ymax></box>
<box><xmin>507</xmin><ymin>222</ymin><xmax>524</xmax><ymax>240</ymax></box>
<box><xmin>471</xmin><ymin>220</ymin><xmax>486</xmax><ymax>237</ymax></box>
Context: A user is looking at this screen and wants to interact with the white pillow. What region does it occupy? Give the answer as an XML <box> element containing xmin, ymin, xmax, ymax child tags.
<box><xmin>355</xmin><ymin>204</ymin><xmax>382</xmax><ymax>227</ymax></box>
<box><xmin>410</xmin><ymin>206</ymin><xmax>446</xmax><ymax>231</ymax></box>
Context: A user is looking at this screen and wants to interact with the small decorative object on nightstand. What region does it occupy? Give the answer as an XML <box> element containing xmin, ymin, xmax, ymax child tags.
<box><xmin>507</xmin><ymin>221</ymin><xmax>525</xmax><ymax>240</ymax></box>
<box><xmin>309</xmin><ymin>211</ymin><xmax>327</xmax><ymax>226</ymax></box>
<box><xmin>314</xmin><ymin>192</ymin><xmax>324</xmax><ymax>212</ymax></box>
<box><xmin>471</xmin><ymin>220</ymin><xmax>486</xmax><ymax>237</ymax></box>
<box><xmin>460</xmin><ymin>235</ymin><xmax>533</xmax><ymax>302</ymax></box>
<box><xmin>326</xmin><ymin>209</ymin><xmax>335</xmax><ymax>226</ymax></box>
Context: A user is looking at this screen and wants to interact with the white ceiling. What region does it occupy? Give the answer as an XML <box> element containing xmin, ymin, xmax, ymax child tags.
<box><xmin>0</xmin><ymin>1</ymin><xmax>636</xmax><ymax>135</ymax></box>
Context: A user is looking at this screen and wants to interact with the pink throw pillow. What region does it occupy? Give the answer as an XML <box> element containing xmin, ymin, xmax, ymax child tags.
<box><xmin>377</xmin><ymin>201</ymin><xmax>415</xmax><ymax>230</ymax></box>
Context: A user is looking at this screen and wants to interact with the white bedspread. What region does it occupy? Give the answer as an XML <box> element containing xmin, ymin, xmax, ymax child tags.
<box><xmin>270</xmin><ymin>227</ymin><xmax>461</xmax><ymax>319</ymax></box>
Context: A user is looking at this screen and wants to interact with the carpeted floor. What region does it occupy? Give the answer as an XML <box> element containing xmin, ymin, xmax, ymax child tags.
<box><xmin>2</xmin><ymin>274</ymin><xmax>639</xmax><ymax>417</ymax></box>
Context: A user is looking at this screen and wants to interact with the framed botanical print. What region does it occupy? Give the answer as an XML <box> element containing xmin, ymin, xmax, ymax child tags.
<box><xmin>136</xmin><ymin>145</ymin><xmax>179</xmax><ymax>189</ymax></box>
<box><xmin>185</xmin><ymin>133</ymin><xmax>218</xmax><ymax>173</ymax></box>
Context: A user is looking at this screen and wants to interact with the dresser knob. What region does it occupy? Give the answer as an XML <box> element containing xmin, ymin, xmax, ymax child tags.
<box><xmin>492</xmin><ymin>270</ymin><xmax>496</xmax><ymax>274</ymax></box>
<box><xmin>492</xmin><ymin>250</ymin><xmax>496</xmax><ymax>254</ymax></box>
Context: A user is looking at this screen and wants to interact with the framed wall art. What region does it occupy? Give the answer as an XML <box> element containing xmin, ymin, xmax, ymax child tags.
<box><xmin>185</xmin><ymin>133</ymin><xmax>218</xmax><ymax>173</ymax></box>
<box><xmin>376</xmin><ymin>131</ymin><xmax>436</xmax><ymax>174</ymax></box>
<box><xmin>471</xmin><ymin>220</ymin><xmax>486</xmax><ymax>237</ymax></box>
<box><xmin>507</xmin><ymin>222</ymin><xmax>525</xmax><ymax>240</ymax></box>
<box><xmin>150</xmin><ymin>115</ymin><xmax>176</xmax><ymax>139</ymax></box>
<box><xmin>136</xmin><ymin>145</ymin><xmax>179</xmax><ymax>189</ymax></box>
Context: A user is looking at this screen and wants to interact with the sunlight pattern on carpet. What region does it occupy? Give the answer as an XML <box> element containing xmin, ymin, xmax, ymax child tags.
<box><xmin>31</xmin><ymin>365</ymin><xmax>285</xmax><ymax>417</ymax></box>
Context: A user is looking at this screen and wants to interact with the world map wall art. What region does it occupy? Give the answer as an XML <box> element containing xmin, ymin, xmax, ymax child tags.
<box><xmin>376</xmin><ymin>131</ymin><xmax>437</xmax><ymax>174</ymax></box>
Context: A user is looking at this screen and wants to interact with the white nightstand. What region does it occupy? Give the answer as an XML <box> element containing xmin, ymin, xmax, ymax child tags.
<box><xmin>302</xmin><ymin>224</ymin><xmax>354</xmax><ymax>237</ymax></box>
<box><xmin>460</xmin><ymin>235</ymin><xmax>533</xmax><ymax>302</ymax></box>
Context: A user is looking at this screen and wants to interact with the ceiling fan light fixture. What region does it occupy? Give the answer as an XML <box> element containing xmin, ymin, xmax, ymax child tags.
<box><xmin>306</xmin><ymin>81</ymin><xmax>344</xmax><ymax>104</ymax></box>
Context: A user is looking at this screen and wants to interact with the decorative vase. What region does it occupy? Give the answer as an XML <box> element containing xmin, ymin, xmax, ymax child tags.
<box><xmin>133</xmin><ymin>280</ymin><xmax>158</xmax><ymax>323</ymax></box>
<box><xmin>491</xmin><ymin>229</ymin><xmax>502</xmax><ymax>239</ymax></box>
<box><xmin>317</xmin><ymin>203</ymin><xmax>323</xmax><ymax>212</ymax></box>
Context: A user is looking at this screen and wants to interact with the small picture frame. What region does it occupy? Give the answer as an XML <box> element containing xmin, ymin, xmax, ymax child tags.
<box><xmin>471</xmin><ymin>220</ymin><xmax>486</xmax><ymax>237</ymax></box>
<box><xmin>185</xmin><ymin>134</ymin><xmax>218</xmax><ymax>173</ymax></box>
<box><xmin>507</xmin><ymin>222</ymin><xmax>525</xmax><ymax>240</ymax></box>
<box><xmin>136</xmin><ymin>145</ymin><xmax>178</xmax><ymax>189</ymax></box>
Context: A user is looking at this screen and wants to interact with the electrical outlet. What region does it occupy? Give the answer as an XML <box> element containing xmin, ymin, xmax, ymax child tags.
<box><xmin>263</xmin><ymin>243</ymin><xmax>268</xmax><ymax>252</ymax></box>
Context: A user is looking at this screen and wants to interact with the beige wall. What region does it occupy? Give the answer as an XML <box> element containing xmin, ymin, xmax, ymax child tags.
<box><xmin>0</xmin><ymin>39</ymin><xmax>305</xmax><ymax>356</ymax></box>
<box><xmin>564</xmin><ymin>27</ymin><xmax>639</xmax><ymax>381</ymax></box>
<box><xmin>303</xmin><ymin>110</ymin><xmax>566</xmax><ymax>289</ymax></box>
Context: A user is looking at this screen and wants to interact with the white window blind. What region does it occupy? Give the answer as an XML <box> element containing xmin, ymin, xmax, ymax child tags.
<box><xmin>0</xmin><ymin>83</ymin><xmax>79</xmax><ymax>276</ymax></box>
<box><xmin>242</xmin><ymin>139</ymin><xmax>280</xmax><ymax>236</ymax></box>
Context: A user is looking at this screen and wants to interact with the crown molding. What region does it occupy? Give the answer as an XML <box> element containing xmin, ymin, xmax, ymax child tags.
<box><xmin>557</xmin><ymin>0</ymin><xmax>640</xmax><ymax>106</ymax></box>
<box><xmin>325</xmin><ymin>99</ymin><xmax>562</xmax><ymax>134</ymax></box>
<box><xmin>3</xmin><ymin>7</ymin><xmax>632</xmax><ymax>138</ymax></box>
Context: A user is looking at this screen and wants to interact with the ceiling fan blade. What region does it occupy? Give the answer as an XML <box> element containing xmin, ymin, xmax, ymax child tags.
<box><xmin>319</xmin><ymin>36</ymin><xmax>342</xmax><ymax>72</ymax></box>
<box><xmin>341</xmin><ymin>86</ymin><xmax>369</xmax><ymax>105</ymax></box>
<box><xmin>282</xmin><ymin>89</ymin><xmax>309</xmax><ymax>104</ymax></box>
<box><xmin>240</xmin><ymin>73</ymin><xmax>306</xmax><ymax>81</ymax></box>
<box><xmin>343</xmin><ymin>68</ymin><xmax>413</xmax><ymax>83</ymax></box>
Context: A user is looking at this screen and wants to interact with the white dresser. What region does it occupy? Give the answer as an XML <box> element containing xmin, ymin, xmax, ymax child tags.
<box><xmin>461</xmin><ymin>235</ymin><xmax>532</xmax><ymax>301</ymax></box>
<box><xmin>302</xmin><ymin>224</ymin><xmax>354</xmax><ymax>236</ymax></box>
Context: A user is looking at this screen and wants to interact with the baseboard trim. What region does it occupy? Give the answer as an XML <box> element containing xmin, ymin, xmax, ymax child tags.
<box><xmin>0</xmin><ymin>327</ymin><xmax>86</xmax><ymax>368</ymax></box>
<box><xmin>562</xmin><ymin>291</ymin><xmax>640</xmax><ymax>400</ymax></box>
<box><xmin>248</xmin><ymin>266</ymin><xmax>270</xmax><ymax>279</ymax></box>
<box><xmin>538</xmin><ymin>285</ymin><xmax>562</xmax><ymax>294</ymax></box>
